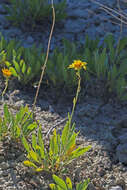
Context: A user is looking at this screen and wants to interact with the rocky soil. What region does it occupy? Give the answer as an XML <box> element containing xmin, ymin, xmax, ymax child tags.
<box><xmin>0</xmin><ymin>0</ymin><xmax>127</xmax><ymax>190</ymax></box>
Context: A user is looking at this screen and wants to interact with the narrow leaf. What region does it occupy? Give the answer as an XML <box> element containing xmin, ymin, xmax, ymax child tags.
<box><xmin>22</xmin><ymin>62</ymin><xmax>26</xmax><ymax>74</ymax></box>
<box><xmin>52</xmin><ymin>175</ymin><xmax>67</xmax><ymax>190</ymax></box>
<box><xmin>32</xmin><ymin>133</ymin><xmax>37</xmax><ymax>151</ymax></box>
<box><xmin>70</xmin><ymin>146</ymin><xmax>91</xmax><ymax>160</ymax></box>
<box><xmin>13</xmin><ymin>60</ymin><xmax>20</xmax><ymax>73</ymax></box>
<box><xmin>4</xmin><ymin>104</ymin><xmax>10</xmax><ymax>122</ymax></box>
<box><xmin>49</xmin><ymin>183</ymin><xmax>56</xmax><ymax>190</ymax></box>
<box><xmin>23</xmin><ymin>160</ymin><xmax>37</xmax><ymax>168</ymax></box>
<box><xmin>9</xmin><ymin>67</ymin><xmax>18</xmax><ymax>77</ymax></box>
<box><xmin>66</xmin><ymin>177</ymin><xmax>72</xmax><ymax>189</ymax></box>
<box><xmin>22</xmin><ymin>136</ymin><xmax>30</xmax><ymax>152</ymax></box>
<box><xmin>29</xmin><ymin>149</ymin><xmax>39</xmax><ymax>163</ymax></box>
<box><xmin>38</xmin><ymin>127</ymin><xmax>45</xmax><ymax>159</ymax></box>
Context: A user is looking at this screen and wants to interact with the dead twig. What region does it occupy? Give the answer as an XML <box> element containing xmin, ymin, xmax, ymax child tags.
<box><xmin>32</xmin><ymin>0</ymin><xmax>55</xmax><ymax>113</ymax></box>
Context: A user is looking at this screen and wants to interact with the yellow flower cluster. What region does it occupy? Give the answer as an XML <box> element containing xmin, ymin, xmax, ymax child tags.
<box><xmin>2</xmin><ymin>68</ymin><xmax>12</xmax><ymax>78</ymax></box>
<box><xmin>68</xmin><ymin>60</ymin><xmax>87</xmax><ymax>70</ymax></box>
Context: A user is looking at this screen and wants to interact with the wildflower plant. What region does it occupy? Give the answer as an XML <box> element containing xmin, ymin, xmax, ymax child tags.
<box><xmin>3</xmin><ymin>46</ymin><xmax>45</xmax><ymax>85</ymax></box>
<box><xmin>0</xmin><ymin>104</ymin><xmax>37</xmax><ymax>141</ymax></box>
<box><xmin>49</xmin><ymin>175</ymin><xmax>90</xmax><ymax>190</ymax></box>
<box><xmin>22</xmin><ymin>60</ymin><xmax>91</xmax><ymax>174</ymax></box>
<box><xmin>4</xmin><ymin>0</ymin><xmax>67</xmax><ymax>30</ymax></box>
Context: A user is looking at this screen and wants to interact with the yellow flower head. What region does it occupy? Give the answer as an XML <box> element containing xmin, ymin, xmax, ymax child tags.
<box><xmin>68</xmin><ymin>60</ymin><xmax>87</xmax><ymax>70</ymax></box>
<box><xmin>2</xmin><ymin>68</ymin><xmax>12</xmax><ymax>78</ymax></box>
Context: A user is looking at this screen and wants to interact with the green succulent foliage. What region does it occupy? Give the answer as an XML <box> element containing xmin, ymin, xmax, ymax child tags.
<box><xmin>0</xmin><ymin>104</ymin><xmax>37</xmax><ymax>141</ymax></box>
<box><xmin>4</xmin><ymin>0</ymin><xmax>67</xmax><ymax>30</ymax></box>
<box><xmin>5</xmin><ymin>45</ymin><xmax>45</xmax><ymax>85</ymax></box>
<box><xmin>103</xmin><ymin>33</ymin><xmax>127</xmax><ymax>100</ymax></box>
<box><xmin>1</xmin><ymin>33</ymin><xmax>127</xmax><ymax>100</ymax></box>
<box><xmin>49</xmin><ymin>175</ymin><xmax>90</xmax><ymax>190</ymax></box>
<box><xmin>0</xmin><ymin>34</ymin><xmax>20</xmax><ymax>61</ymax></box>
<box><xmin>46</xmin><ymin>39</ymin><xmax>82</xmax><ymax>89</ymax></box>
<box><xmin>107</xmin><ymin>62</ymin><xmax>127</xmax><ymax>100</ymax></box>
<box><xmin>80</xmin><ymin>34</ymin><xmax>127</xmax><ymax>100</ymax></box>
<box><xmin>46</xmin><ymin>34</ymin><xmax>127</xmax><ymax>99</ymax></box>
<box><xmin>23</xmin><ymin>114</ymin><xmax>91</xmax><ymax>174</ymax></box>
<box><xmin>0</xmin><ymin>35</ymin><xmax>45</xmax><ymax>85</ymax></box>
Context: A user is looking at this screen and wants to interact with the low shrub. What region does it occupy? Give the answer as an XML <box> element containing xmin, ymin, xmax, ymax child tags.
<box><xmin>23</xmin><ymin>115</ymin><xmax>91</xmax><ymax>174</ymax></box>
<box><xmin>49</xmin><ymin>175</ymin><xmax>90</xmax><ymax>190</ymax></box>
<box><xmin>0</xmin><ymin>35</ymin><xmax>45</xmax><ymax>85</ymax></box>
<box><xmin>0</xmin><ymin>104</ymin><xmax>37</xmax><ymax>141</ymax></box>
<box><xmin>4</xmin><ymin>0</ymin><xmax>67</xmax><ymax>30</ymax></box>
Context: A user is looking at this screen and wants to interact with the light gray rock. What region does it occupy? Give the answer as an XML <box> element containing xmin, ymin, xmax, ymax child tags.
<box><xmin>118</xmin><ymin>133</ymin><xmax>127</xmax><ymax>144</ymax></box>
<box><xmin>64</xmin><ymin>18</ymin><xmax>86</xmax><ymax>33</ymax></box>
<box><xmin>109</xmin><ymin>186</ymin><xmax>123</xmax><ymax>190</ymax></box>
<box><xmin>116</xmin><ymin>143</ymin><xmax>127</xmax><ymax>164</ymax></box>
<box><xmin>0</xmin><ymin>162</ymin><xmax>10</xmax><ymax>170</ymax></box>
<box><xmin>0</xmin><ymin>156</ymin><xmax>4</xmax><ymax>163</ymax></box>
<box><xmin>76</xmin><ymin>103</ymin><xmax>100</xmax><ymax>119</ymax></box>
<box><xmin>26</xmin><ymin>36</ymin><xmax>34</xmax><ymax>44</ymax></box>
<box><xmin>66</xmin><ymin>8</ymin><xmax>90</xmax><ymax>18</ymax></box>
<box><xmin>87</xmin><ymin>182</ymin><xmax>96</xmax><ymax>190</ymax></box>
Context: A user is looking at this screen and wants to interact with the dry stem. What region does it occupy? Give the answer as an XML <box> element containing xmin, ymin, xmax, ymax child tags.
<box><xmin>32</xmin><ymin>0</ymin><xmax>55</xmax><ymax>113</ymax></box>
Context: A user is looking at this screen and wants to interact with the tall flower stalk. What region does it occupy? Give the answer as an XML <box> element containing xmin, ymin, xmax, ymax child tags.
<box><xmin>68</xmin><ymin>60</ymin><xmax>87</xmax><ymax>125</ymax></box>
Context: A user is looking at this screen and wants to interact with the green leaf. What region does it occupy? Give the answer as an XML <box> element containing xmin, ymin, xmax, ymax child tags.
<box><xmin>26</xmin><ymin>122</ymin><xmax>37</xmax><ymax>131</ymax></box>
<box><xmin>56</xmin><ymin>185</ymin><xmax>63</xmax><ymax>190</ymax></box>
<box><xmin>5</xmin><ymin>61</ymin><xmax>11</xmax><ymax>67</ymax></box>
<box><xmin>20</xmin><ymin>59</ymin><xmax>24</xmax><ymax>67</ymax></box>
<box><xmin>35</xmin><ymin>167</ymin><xmax>43</xmax><ymax>172</ymax></box>
<box><xmin>53</xmin><ymin>129</ymin><xmax>59</xmax><ymax>155</ymax></box>
<box><xmin>27</xmin><ymin>66</ymin><xmax>32</xmax><ymax>76</ymax></box>
<box><xmin>61</xmin><ymin>121</ymin><xmax>69</xmax><ymax>148</ymax></box>
<box><xmin>22</xmin><ymin>136</ymin><xmax>30</xmax><ymax>152</ymax></box>
<box><xmin>65</xmin><ymin>132</ymin><xmax>78</xmax><ymax>154</ymax></box>
<box><xmin>3</xmin><ymin>104</ymin><xmax>10</xmax><ymax>122</ymax></box>
<box><xmin>12</xmin><ymin>49</ymin><xmax>16</xmax><ymax>58</ymax></box>
<box><xmin>104</xmin><ymin>33</ymin><xmax>115</xmax><ymax>50</ymax></box>
<box><xmin>38</xmin><ymin>127</ymin><xmax>45</xmax><ymax>159</ymax></box>
<box><xmin>13</xmin><ymin>59</ymin><xmax>20</xmax><ymax>73</ymax></box>
<box><xmin>76</xmin><ymin>179</ymin><xmax>90</xmax><ymax>190</ymax></box>
<box><xmin>32</xmin><ymin>133</ymin><xmax>37</xmax><ymax>151</ymax></box>
<box><xmin>35</xmin><ymin>61</ymin><xmax>41</xmax><ymax>73</ymax></box>
<box><xmin>9</xmin><ymin>67</ymin><xmax>18</xmax><ymax>77</ymax></box>
<box><xmin>52</xmin><ymin>175</ymin><xmax>67</xmax><ymax>190</ymax></box>
<box><xmin>28</xmin><ymin>149</ymin><xmax>39</xmax><ymax>163</ymax></box>
<box><xmin>22</xmin><ymin>62</ymin><xmax>26</xmax><ymax>74</ymax></box>
<box><xmin>66</xmin><ymin>177</ymin><xmax>72</xmax><ymax>189</ymax></box>
<box><xmin>49</xmin><ymin>183</ymin><xmax>56</xmax><ymax>190</ymax></box>
<box><xmin>13</xmin><ymin>125</ymin><xmax>21</xmax><ymax>138</ymax></box>
<box><xmin>23</xmin><ymin>160</ymin><xmax>37</xmax><ymax>168</ymax></box>
<box><xmin>118</xmin><ymin>37</ymin><xmax>127</xmax><ymax>53</ymax></box>
<box><xmin>70</xmin><ymin>146</ymin><xmax>91</xmax><ymax>160</ymax></box>
<box><xmin>82</xmin><ymin>179</ymin><xmax>90</xmax><ymax>190</ymax></box>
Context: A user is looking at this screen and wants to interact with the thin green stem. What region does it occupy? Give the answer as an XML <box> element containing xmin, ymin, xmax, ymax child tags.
<box><xmin>70</xmin><ymin>71</ymin><xmax>81</xmax><ymax>126</ymax></box>
<box><xmin>2</xmin><ymin>78</ymin><xmax>8</xmax><ymax>97</ymax></box>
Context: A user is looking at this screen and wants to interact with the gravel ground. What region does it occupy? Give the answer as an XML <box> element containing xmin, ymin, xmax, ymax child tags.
<box><xmin>0</xmin><ymin>86</ymin><xmax>127</xmax><ymax>190</ymax></box>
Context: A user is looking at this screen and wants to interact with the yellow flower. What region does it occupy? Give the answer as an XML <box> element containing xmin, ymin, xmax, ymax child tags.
<box><xmin>2</xmin><ymin>68</ymin><xmax>12</xmax><ymax>78</ymax></box>
<box><xmin>68</xmin><ymin>60</ymin><xmax>87</xmax><ymax>70</ymax></box>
